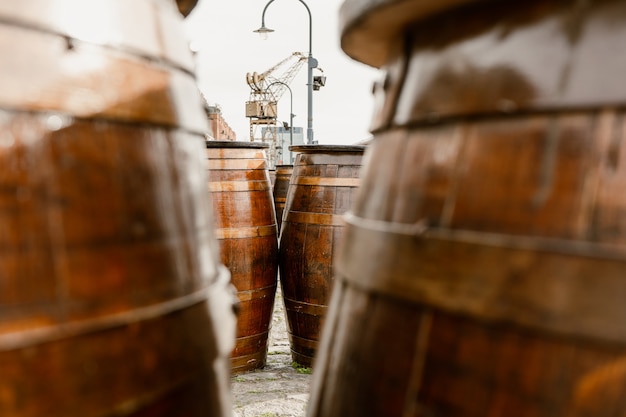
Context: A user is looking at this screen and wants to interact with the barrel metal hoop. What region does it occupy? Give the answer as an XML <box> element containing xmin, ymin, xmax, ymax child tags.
<box><xmin>236</xmin><ymin>284</ymin><xmax>277</xmax><ymax>303</ymax></box>
<box><xmin>337</xmin><ymin>212</ymin><xmax>626</xmax><ymax>344</ymax></box>
<box><xmin>288</xmin><ymin>332</ymin><xmax>320</xmax><ymax>349</ymax></box>
<box><xmin>0</xmin><ymin>276</ymin><xmax>227</xmax><ymax>352</ymax></box>
<box><xmin>214</xmin><ymin>224</ymin><xmax>277</xmax><ymax>240</ymax></box>
<box><xmin>284</xmin><ymin>211</ymin><xmax>346</xmax><ymax>227</ymax></box>
<box><xmin>235</xmin><ymin>330</ymin><xmax>271</xmax><ymax>343</ymax></box>
<box><xmin>283</xmin><ymin>297</ymin><xmax>328</xmax><ymax>317</ymax></box>
<box><xmin>208</xmin><ymin>180</ymin><xmax>270</xmax><ymax>192</ymax></box>
<box><xmin>207</xmin><ymin>159</ymin><xmax>267</xmax><ymax>170</ymax></box>
<box><xmin>291</xmin><ymin>177</ymin><xmax>361</xmax><ymax>187</ymax></box>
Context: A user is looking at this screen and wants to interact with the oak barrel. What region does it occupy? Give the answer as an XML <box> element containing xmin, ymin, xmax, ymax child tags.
<box><xmin>0</xmin><ymin>2</ymin><xmax>237</xmax><ymax>417</ymax></box>
<box><xmin>206</xmin><ymin>141</ymin><xmax>279</xmax><ymax>374</ymax></box>
<box><xmin>273</xmin><ymin>164</ymin><xmax>293</xmax><ymax>233</ymax></box>
<box><xmin>279</xmin><ymin>145</ymin><xmax>364</xmax><ymax>367</ymax></box>
<box><xmin>307</xmin><ymin>1</ymin><xmax>626</xmax><ymax>416</ymax></box>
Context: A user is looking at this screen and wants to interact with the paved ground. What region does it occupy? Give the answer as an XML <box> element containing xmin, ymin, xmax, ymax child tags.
<box><xmin>231</xmin><ymin>283</ymin><xmax>312</xmax><ymax>417</ymax></box>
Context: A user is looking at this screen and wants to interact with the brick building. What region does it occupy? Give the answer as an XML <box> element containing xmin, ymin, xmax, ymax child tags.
<box><xmin>205</xmin><ymin>104</ymin><xmax>236</xmax><ymax>141</ymax></box>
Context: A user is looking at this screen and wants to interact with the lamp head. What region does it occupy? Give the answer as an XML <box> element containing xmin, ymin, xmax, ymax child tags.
<box><xmin>313</xmin><ymin>75</ymin><xmax>327</xmax><ymax>91</ymax></box>
<box><xmin>253</xmin><ymin>25</ymin><xmax>274</xmax><ymax>40</ymax></box>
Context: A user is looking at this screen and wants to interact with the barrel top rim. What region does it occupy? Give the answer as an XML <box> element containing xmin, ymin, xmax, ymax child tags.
<box><xmin>206</xmin><ymin>140</ymin><xmax>269</xmax><ymax>149</ymax></box>
<box><xmin>340</xmin><ymin>0</ymin><xmax>485</xmax><ymax>67</ymax></box>
<box><xmin>289</xmin><ymin>144</ymin><xmax>366</xmax><ymax>153</ymax></box>
<box><xmin>275</xmin><ymin>164</ymin><xmax>294</xmax><ymax>168</ymax></box>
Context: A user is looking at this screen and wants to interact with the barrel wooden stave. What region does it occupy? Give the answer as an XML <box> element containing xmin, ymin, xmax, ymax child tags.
<box><xmin>279</xmin><ymin>146</ymin><xmax>364</xmax><ymax>367</ymax></box>
<box><xmin>206</xmin><ymin>142</ymin><xmax>278</xmax><ymax>374</ymax></box>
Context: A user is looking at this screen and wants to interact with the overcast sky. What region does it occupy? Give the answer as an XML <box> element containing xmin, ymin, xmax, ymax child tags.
<box><xmin>183</xmin><ymin>0</ymin><xmax>380</xmax><ymax>145</ymax></box>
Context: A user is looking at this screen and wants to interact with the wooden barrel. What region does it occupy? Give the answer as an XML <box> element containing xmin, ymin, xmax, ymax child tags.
<box><xmin>273</xmin><ymin>164</ymin><xmax>293</xmax><ymax>233</ymax></box>
<box><xmin>279</xmin><ymin>145</ymin><xmax>364</xmax><ymax>367</ymax></box>
<box><xmin>0</xmin><ymin>2</ymin><xmax>237</xmax><ymax>417</ymax></box>
<box><xmin>206</xmin><ymin>141</ymin><xmax>279</xmax><ymax>374</ymax></box>
<box><xmin>307</xmin><ymin>1</ymin><xmax>626</xmax><ymax>416</ymax></box>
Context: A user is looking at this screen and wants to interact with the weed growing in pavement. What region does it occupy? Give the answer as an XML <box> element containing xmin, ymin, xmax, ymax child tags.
<box><xmin>291</xmin><ymin>362</ymin><xmax>312</xmax><ymax>374</ymax></box>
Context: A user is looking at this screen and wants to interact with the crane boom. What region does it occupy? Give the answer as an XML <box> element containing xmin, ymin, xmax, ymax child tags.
<box><xmin>246</xmin><ymin>52</ymin><xmax>306</xmax><ymax>100</ymax></box>
<box><xmin>245</xmin><ymin>52</ymin><xmax>307</xmax><ymax>167</ymax></box>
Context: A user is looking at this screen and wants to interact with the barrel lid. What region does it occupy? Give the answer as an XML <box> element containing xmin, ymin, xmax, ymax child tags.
<box><xmin>206</xmin><ymin>140</ymin><xmax>269</xmax><ymax>149</ymax></box>
<box><xmin>340</xmin><ymin>0</ymin><xmax>485</xmax><ymax>68</ymax></box>
<box><xmin>289</xmin><ymin>144</ymin><xmax>366</xmax><ymax>153</ymax></box>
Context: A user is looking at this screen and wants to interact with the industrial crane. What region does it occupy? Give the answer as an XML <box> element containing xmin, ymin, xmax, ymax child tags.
<box><xmin>245</xmin><ymin>52</ymin><xmax>309</xmax><ymax>166</ymax></box>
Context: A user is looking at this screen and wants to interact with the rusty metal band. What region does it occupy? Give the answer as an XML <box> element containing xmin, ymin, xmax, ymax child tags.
<box><xmin>283</xmin><ymin>297</ymin><xmax>328</xmax><ymax>317</ymax></box>
<box><xmin>235</xmin><ymin>331</ymin><xmax>270</xmax><ymax>344</ymax></box>
<box><xmin>291</xmin><ymin>176</ymin><xmax>360</xmax><ymax>187</ymax></box>
<box><xmin>337</xmin><ymin>211</ymin><xmax>626</xmax><ymax>344</ymax></box>
<box><xmin>207</xmin><ymin>159</ymin><xmax>267</xmax><ymax>170</ymax></box>
<box><xmin>214</xmin><ymin>224</ymin><xmax>277</xmax><ymax>240</ymax></box>
<box><xmin>0</xmin><ymin>270</ymin><xmax>230</xmax><ymax>352</ymax></box>
<box><xmin>288</xmin><ymin>333</ymin><xmax>319</xmax><ymax>349</ymax></box>
<box><xmin>274</xmin><ymin>197</ymin><xmax>287</xmax><ymax>203</ymax></box>
<box><xmin>208</xmin><ymin>180</ymin><xmax>269</xmax><ymax>192</ymax></box>
<box><xmin>285</xmin><ymin>211</ymin><xmax>345</xmax><ymax>227</ymax></box>
<box><xmin>236</xmin><ymin>284</ymin><xmax>277</xmax><ymax>303</ymax></box>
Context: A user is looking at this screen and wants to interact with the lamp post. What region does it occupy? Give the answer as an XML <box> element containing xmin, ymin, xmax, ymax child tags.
<box><xmin>267</xmin><ymin>81</ymin><xmax>294</xmax><ymax>164</ymax></box>
<box><xmin>254</xmin><ymin>0</ymin><xmax>317</xmax><ymax>145</ymax></box>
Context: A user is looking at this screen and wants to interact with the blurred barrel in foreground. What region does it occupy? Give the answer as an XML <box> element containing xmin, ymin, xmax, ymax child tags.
<box><xmin>0</xmin><ymin>2</ymin><xmax>237</xmax><ymax>416</ymax></box>
<box><xmin>280</xmin><ymin>145</ymin><xmax>364</xmax><ymax>367</ymax></box>
<box><xmin>308</xmin><ymin>0</ymin><xmax>626</xmax><ymax>416</ymax></box>
<box><xmin>273</xmin><ymin>164</ymin><xmax>293</xmax><ymax>233</ymax></box>
<box><xmin>206</xmin><ymin>141</ymin><xmax>279</xmax><ymax>374</ymax></box>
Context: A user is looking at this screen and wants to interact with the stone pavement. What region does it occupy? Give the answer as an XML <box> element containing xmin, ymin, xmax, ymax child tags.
<box><xmin>232</xmin><ymin>283</ymin><xmax>312</xmax><ymax>417</ymax></box>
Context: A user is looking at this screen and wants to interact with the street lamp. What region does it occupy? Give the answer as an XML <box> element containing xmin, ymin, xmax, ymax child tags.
<box><xmin>254</xmin><ymin>0</ymin><xmax>317</xmax><ymax>144</ymax></box>
<box><xmin>267</xmin><ymin>81</ymin><xmax>294</xmax><ymax>163</ymax></box>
